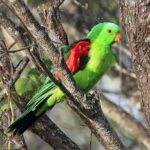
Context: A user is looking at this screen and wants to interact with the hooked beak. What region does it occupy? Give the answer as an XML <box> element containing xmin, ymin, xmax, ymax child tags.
<box><xmin>114</xmin><ymin>33</ymin><xmax>121</xmax><ymax>43</ymax></box>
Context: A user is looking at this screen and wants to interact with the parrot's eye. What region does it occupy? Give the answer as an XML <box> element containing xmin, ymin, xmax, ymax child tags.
<box><xmin>108</xmin><ymin>29</ymin><xmax>112</xmax><ymax>33</ymax></box>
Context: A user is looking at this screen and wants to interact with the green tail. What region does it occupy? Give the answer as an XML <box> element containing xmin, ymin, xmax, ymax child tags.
<box><xmin>7</xmin><ymin>78</ymin><xmax>56</xmax><ymax>134</ymax></box>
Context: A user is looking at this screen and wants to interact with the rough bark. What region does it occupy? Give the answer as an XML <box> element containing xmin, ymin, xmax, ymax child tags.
<box><xmin>118</xmin><ymin>0</ymin><xmax>150</xmax><ymax>129</ymax></box>
<box><xmin>40</xmin><ymin>0</ymin><xmax>68</xmax><ymax>45</ymax></box>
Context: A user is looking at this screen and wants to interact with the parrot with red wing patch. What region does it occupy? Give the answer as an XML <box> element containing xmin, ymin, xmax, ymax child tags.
<box><xmin>7</xmin><ymin>22</ymin><xmax>121</xmax><ymax>134</ymax></box>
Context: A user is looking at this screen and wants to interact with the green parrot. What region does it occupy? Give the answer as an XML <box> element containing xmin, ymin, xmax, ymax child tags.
<box><xmin>7</xmin><ymin>22</ymin><xmax>121</xmax><ymax>134</ymax></box>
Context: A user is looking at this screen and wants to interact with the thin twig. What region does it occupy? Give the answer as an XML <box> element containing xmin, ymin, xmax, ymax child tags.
<box><xmin>8</xmin><ymin>57</ymin><xmax>29</xmax><ymax>88</ymax></box>
<box><xmin>8</xmin><ymin>46</ymin><xmax>31</xmax><ymax>53</ymax></box>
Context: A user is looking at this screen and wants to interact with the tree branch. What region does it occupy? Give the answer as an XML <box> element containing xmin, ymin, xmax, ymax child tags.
<box><xmin>39</xmin><ymin>0</ymin><xmax>68</xmax><ymax>45</ymax></box>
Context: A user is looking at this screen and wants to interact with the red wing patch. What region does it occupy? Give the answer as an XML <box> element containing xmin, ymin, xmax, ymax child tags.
<box><xmin>66</xmin><ymin>40</ymin><xmax>90</xmax><ymax>73</ymax></box>
<box><xmin>54</xmin><ymin>40</ymin><xmax>90</xmax><ymax>80</ymax></box>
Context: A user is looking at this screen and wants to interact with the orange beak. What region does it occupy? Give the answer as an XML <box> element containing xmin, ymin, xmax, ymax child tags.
<box><xmin>114</xmin><ymin>33</ymin><xmax>121</xmax><ymax>43</ymax></box>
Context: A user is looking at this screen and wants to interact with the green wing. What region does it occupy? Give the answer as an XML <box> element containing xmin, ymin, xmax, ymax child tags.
<box><xmin>26</xmin><ymin>77</ymin><xmax>55</xmax><ymax>108</ymax></box>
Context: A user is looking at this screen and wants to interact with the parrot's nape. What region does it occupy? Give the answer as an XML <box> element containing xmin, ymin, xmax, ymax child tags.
<box><xmin>7</xmin><ymin>22</ymin><xmax>121</xmax><ymax>134</ymax></box>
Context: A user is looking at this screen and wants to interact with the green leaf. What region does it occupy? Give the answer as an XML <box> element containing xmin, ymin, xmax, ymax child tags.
<box><xmin>15</xmin><ymin>78</ymin><xmax>35</xmax><ymax>97</ymax></box>
<box><xmin>28</xmin><ymin>68</ymin><xmax>40</xmax><ymax>82</ymax></box>
<box><xmin>0</xmin><ymin>103</ymin><xmax>9</xmax><ymax>115</ymax></box>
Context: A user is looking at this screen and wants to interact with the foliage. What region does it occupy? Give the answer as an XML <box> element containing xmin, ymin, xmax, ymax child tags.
<box><xmin>0</xmin><ymin>103</ymin><xmax>9</xmax><ymax>116</ymax></box>
<box><xmin>15</xmin><ymin>68</ymin><xmax>44</xmax><ymax>97</ymax></box>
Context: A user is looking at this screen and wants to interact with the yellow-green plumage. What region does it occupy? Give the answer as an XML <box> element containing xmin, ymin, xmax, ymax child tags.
<box><xmin>7</xmin><ymin>22</ymin><xmax>120</xmax><ymax>134</ymax></box>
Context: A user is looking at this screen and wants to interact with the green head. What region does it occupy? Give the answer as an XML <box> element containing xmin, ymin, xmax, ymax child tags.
<box><xmin>87</xmin><ymin>22</ymin><xmax>121</xmax><ymax>45</ymax></box>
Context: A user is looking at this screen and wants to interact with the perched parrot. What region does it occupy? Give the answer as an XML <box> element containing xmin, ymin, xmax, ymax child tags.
<box><xmin>7</xmin><ymin>22</ymin><xmax>121</xmax><ymax>134</ymax></box>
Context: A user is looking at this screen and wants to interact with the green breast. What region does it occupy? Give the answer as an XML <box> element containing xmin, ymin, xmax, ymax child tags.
<box><xmin>73</xmin><ymin>45</ymin><xmax>115</xmax><ymax>92</ymax></box>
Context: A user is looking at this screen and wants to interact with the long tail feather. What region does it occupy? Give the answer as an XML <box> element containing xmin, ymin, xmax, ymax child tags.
<box><xmin>11</xmin><ymin>111</ymin><xmax>38</xmax><ymax>134</ymax></box>
<box><xmin>7</xmin><ymin>100</ymin><xmax>47</xmax><ymax>134</ymax></box>
<box><xmin>7</xmin><ymin>79</ymin><xmax>55</xmax><ymax>134</ymax></box>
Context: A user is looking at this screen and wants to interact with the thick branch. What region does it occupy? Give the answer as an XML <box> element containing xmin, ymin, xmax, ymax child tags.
<box><xmin>40</xmin><ymin>0</ymin><xmax>68</xmax><ymax>45</ymax></box>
